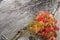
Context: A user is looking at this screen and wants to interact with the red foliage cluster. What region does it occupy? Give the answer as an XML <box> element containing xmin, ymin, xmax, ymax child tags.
<box><xmin>29</xmin><ymin>11</ymin><xmax>59</xmax><ymax>40</ymax></box>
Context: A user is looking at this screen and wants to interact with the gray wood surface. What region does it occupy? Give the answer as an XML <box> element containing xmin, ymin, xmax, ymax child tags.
<box><xmin>54</xmin><ymin>8</ymin><xmax>60</xmax><ymax>40</ymax></box>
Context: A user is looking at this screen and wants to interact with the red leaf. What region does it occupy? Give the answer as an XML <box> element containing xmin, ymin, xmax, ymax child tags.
<box><xmin>54</xmin><ymin>32</ymin><xmax>57</xmax><ymax>37</ymax></box>
<box><xmin>54</xmin><ymin>25</ymin><xmax>59</xmax><ymax>31</ymax></box>
<box><xmin>44</xmin><ymin>11</ymin><xmax>50</xmax><ymax>15</ymax></box>
<box><xmin>45</xmin><ymin>27</ymin><xmax>51</xmax><ymax>33</ymax></box>
<box><xmin>38</xmin><ymin>16</ymin><xmax>45</xmax><ymax>22</ymax></box>
<box><xmin>53</xmin><ymin>18</ymin><xmax>57</xmax><ymax>24</ymax></box>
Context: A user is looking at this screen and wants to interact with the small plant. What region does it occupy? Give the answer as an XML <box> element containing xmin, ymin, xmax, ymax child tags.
<box><xmin>28</xmin><ymin>11</ymin><xmax>59</xmax><ymax>40</ymax></box>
